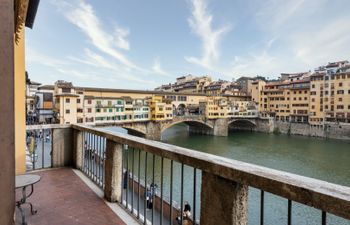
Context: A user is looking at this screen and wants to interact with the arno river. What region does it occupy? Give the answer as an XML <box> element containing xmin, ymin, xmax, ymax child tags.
<box><xmin>103</xmin><ymin>125</ymin><xmax>350</xmax><ymax>225</ymax></box>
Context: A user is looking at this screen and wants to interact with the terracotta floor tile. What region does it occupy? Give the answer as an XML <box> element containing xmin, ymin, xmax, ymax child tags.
<box><xmin>15</xmin><ymin>168</ymin><xmax>126</xmax><ymax>225</ymax></box>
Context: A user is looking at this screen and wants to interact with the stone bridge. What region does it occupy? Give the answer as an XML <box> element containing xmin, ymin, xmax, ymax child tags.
<box><xmin>108</xmin><ymin>116</ymin><xmax>268</xmax><ymax>140</ymax></box>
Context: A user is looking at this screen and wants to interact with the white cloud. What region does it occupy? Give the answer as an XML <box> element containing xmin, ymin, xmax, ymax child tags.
<box><xmin>114</xmin><ymin>27</ymin><xmax>130</xmax><ymax>50</ymax></box>
<box><xmin>226</xmin><ymin>0</ymin><xmax>350</xmax><ymax>78</ymax></box>
<box><xmin>27</xmin><ymin>47</ymin><xmax>68</xmax><ymax>68</ymax></box>
<box><xmin>56</xmin><ymin>0</ymin><xmax>136</xmax><ymax>69</ymax></box>
<box><xmin>185</xmin><ymin>0</ymin><xmax>230</xmax><ymax>69</ymax></box>
<box><xmin>152</xmin><ymin>57</ymin><xmax>171</xmax><ymax>77</ymax></box>
<box><xmin>255</xmin><ymin>0</ymin><xmax>306</xmax><ymax>30</ymax></box>
<box><xmin>292</xmin><ymin>17</ymin><xmax>350</xmax><ymax>66</ymax></box>
<box><xmin>68</xmin><ymin>49</ymin><xmax>157</xmax><ymax>84</ymax></box>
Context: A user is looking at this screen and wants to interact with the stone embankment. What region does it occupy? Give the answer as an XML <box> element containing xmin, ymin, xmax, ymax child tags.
<box><xmin>230</xmin><ymin>118</ymin><xmax>350</xmax><ymax>141</ymax></box>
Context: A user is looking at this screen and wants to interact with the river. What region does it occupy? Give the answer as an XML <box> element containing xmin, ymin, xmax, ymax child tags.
<box><xmin>102</xmin><ymin>124</ymin><xmax>350</xmax><ymax>225</ymax></box>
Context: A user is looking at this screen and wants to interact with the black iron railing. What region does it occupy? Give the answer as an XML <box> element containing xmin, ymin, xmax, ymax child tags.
<box><xmin>27</xmin><ymin>124</ymin><xmax>350</xmax><ymax>225</ymax></box>
<box><xmin>82</xmin><ymin>131</ymin><xmax>106</xmax><ymax>189</ymax></box>
<box><xmin>25</xmin><ymin>126</ymin><xmax>53</xmax><ymax>171</ymax></box>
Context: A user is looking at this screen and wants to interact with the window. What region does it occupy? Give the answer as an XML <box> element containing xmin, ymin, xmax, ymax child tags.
<box><xmin>66</xmin><ymin>109</ymin><xmax>70</xmax><ymax>114</ymax></box>
<box><xmin>88</xmin><ymin>100</ymin><xmax>92</xmax><ymax>104</ymax></box>
<box><xmin>87</xmin><ymin>108</ymin><xmax>92</xmax><ymax>113</ymax></box>
<box><xmin>339</xmin><ymin>82</ymin><xmax>343</xmax><ymax>87</ymax></box>
<box><xmin>77</xmin><ymin>99</ymin><xmax>81</xmax><ymax>103</ymax></box>
<box><xmin>339</xmin><ymin>98</ymin><xmax>342</xmax><ymax>102</ymax></box>
<box><xmin>65</xmin><ymin>98</ymin><xmax>70</xmax><ymax>103</ymax></box>
<box><xmin>337</xmin><ymin>90</ymin><xmax>344</xmax><ymax>94</ymax></box>
<box><xmin>62</xmin><ymin>88</ymin><xmax>71</xmax><ymax>93</ymax></box>
<box><xmin>337</xmin><ymin>105</ymin><xmax>344</xmax><ymax>109</ymax></box>
<box><xmin>311</xmin><ymin>84</ymin><xmax>315</xmax><ymax>88</ymax></box>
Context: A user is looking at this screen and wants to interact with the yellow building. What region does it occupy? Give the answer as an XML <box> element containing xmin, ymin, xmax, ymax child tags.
<box><xmin>309</xmin><ymin>73</ymin><xmax>325</xmax><ymax>125</ymax></box>
<box><xmin>149</xmin><ymin>96</ymin><xmax>173</xmax><ymax>120</ymax></box>
<box><xmin>309</xmin><ymin>71</ymin><xmax>350</xmax><ymax>125</ymax></box>
<box><xmin>251</xmin><ymin>80</ymin><xmax>266</xmax><ymax>111</ymax></box>
<box><xmin>260</xmin><ymin>81</ymin><xmax>290</xmax><ymax>120</ymax></box>
<box><xmin>289</xmin><ymin>80</ymin><xmax>310</xmax><ymax>123</ymax></box>
<box><xmin>205</xmin><ymin>97</ymin><xmax>228</xmax><ymax>119</ymax></box>
<box><xmin>259</xmin><ymin>76</ymin><xmax>310</xmax><ymax>122</ymax></box>
<box><xmin>324</xmin><ymin>72</ymin><xmax>350</xmax><ymax>123</ymax></box>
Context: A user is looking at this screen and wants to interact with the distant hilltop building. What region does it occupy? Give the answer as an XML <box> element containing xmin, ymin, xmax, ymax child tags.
<box><xmin>155</xmin><ymin>74</ymin><xmax>256</xmax><ymax>96</ymax></box>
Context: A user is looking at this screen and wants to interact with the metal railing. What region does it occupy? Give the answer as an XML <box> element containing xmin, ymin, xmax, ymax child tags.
<box><xmin>82</xmin><ymin>131</ymin><xmax>106</xmax><ymax>189</ymax></box>
<box><xmin>28</xmin><ymin>124</ymin><xmax>350</xmax><ymax>225</ymax></box>
<box><xmin>26</xmin><ymin>125</ymin><xmax>55</xmax><ymax>171</ymax></box>
<box><xmin>120</xmin><ymin>147</ymin><xmax>201</xmax><ymax>224</ymax></box>
<box><xmin>71</xmin><ymin>124</ymin><xmax>350</xmax><ymax>225</ymax></box>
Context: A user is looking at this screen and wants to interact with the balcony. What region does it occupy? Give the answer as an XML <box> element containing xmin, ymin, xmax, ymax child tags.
<box><xmin>15</xmin><ymin>168</ymin><xmax>127</xmax><ymax>225</ymax></box>
<box><xmin>22</xmin><ymin>124</ymin><xmax>350</xmax><ymax>225</ymax></box>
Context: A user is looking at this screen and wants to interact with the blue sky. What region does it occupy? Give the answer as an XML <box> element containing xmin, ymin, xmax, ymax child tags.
<box><xmin>26</xmin><ymin>0</ymin><xmax>350</xmax><ymax>89</ymax></box>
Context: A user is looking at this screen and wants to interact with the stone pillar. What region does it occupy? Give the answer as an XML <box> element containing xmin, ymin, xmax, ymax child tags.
<box><xmin>73</xmin><ymin>129</ymin><xmax>83</xmax><ymax>170</ymax></box>
<box><xmin>0</xmin><ymin>0</ymin><xmax>15</xmax><ymax>224</ymax></box>
<box><xmin>104</xmin><ymin>139</ymin><xmax>123</xmax><ymax>202</ymax></box>
<box><xmin>145</xmin><ymin>121</ymin><xmax>162</xmax><ymax>141</ymax></box>
<box><xmin>200</xmin><ymin>172</ymin><xmax>248</xmax><ymax>225</ymax></box>
<box><xmin>52</xmin><ymin>127</ymin><xmax>73</xmax><ymax>167</ymax></box>
<box><xmin>213</xmin><ymin>118</ymin><xmax>228</xmax><ymax>136</ymax></box>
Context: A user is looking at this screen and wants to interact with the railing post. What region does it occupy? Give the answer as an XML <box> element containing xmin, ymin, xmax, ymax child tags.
<box><xmin>200</xmin><ymin>171</ymin><xmax>248</xmax><ymax>225</ymax></box>
<box><xmin>104</xmin><ymin>139</ymin><xmax>123</xmax><ymax>202</ymax></box>
<box><xmin>74</xmin><ymin>130</ymin><xmax>83</xmax><ymax>170</ymax></box>
<box><xmin>52</xmin><ymin>127</ymin><xmax>73</xmax><ymax>167</ymax></box>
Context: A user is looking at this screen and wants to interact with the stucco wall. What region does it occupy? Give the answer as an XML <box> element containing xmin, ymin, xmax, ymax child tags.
<box><xmin>15</xmin><ymin>27</ymin><xmax>26</xmax><ymax>174</ymax></box>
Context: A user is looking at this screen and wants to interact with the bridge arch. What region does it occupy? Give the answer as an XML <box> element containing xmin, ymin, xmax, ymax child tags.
<box><xmin>121</xmin><ymin>126</ymin><xmax>147</xmax><ymax>138</ymax></box>
<box><xmin>161</xmin><ymin>119</ymin><xmax>214</xmax><ymax>134</ymax></box>
<box><xmin>228</xmin><ymin>119</ymin><xmax>256</xmax><ymax>130</ymax></box>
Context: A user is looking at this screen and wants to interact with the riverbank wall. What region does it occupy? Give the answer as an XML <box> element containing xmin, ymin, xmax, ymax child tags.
<box><xmin>271</xmin><ymin>121</ymin><xmax>350</xmax><ymax>140</ymax></box>
<box><xmin>230</xmin><ymin>118</ymin><xmax>350</xmax><ymax>141</ymax></box>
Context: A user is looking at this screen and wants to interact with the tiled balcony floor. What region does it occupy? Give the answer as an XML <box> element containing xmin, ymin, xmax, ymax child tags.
<box><xmin>15</xmin><ymin>168</ymin><xmax>126</xmax><ymax>225</ymax></box>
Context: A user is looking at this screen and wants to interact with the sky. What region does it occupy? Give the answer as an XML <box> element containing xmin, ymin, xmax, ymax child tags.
<box><xmin>26</xmin><ymin>0</ymin><xmax>350</xmax><ymax>89</ymax></box>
